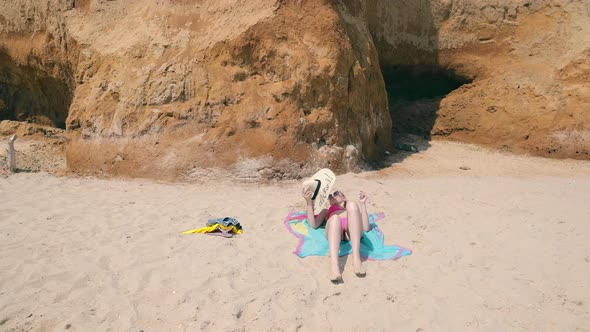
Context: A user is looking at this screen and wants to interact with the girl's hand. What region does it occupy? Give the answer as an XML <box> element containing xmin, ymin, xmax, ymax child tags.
<box><xmin>359</xmin><ymin>191</ymin><xmax>368</xmax><ymax>204</ymax></box>
<box><xmin>302</xmin><ymin>188</ymin><xmax>313</xmax><ymax>203</ymax></box>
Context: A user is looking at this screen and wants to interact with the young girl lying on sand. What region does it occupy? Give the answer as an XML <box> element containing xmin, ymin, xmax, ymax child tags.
<box><xmin>302</xmin><ymin>189</ymin><xmax>371</xmax><ymax>282</ymax></box>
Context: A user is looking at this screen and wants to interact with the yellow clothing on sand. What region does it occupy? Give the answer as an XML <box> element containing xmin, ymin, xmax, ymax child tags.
<box><xmin>182</xmin><ymin>224</ymin><xmax>243</xmax><ymax>235</ymax></box>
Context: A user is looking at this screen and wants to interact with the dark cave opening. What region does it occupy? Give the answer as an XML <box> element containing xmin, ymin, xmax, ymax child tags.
<box><xmin>382</xmin><ymin>65</ymin><xmax>471</xmax><ymax>140</ymax></box>
<box><xmin>0</xmin><ymin>50</ymin><xmax>73</xmax><ymax>129</ymax></box>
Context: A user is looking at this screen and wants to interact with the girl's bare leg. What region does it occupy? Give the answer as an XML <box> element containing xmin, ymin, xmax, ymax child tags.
<box><xmin>346</xmin><ymin>202</ymin><xmax>366</xmax><ymax>276</ymax></box>
<box><xmin>359</xmin><ymin>202</ymin><xmax>370</xmax><ymax>232</ymax></box>
<box><xmin>326</xmin><ymin>214</ymin><xmax>343</xmax><ymax>282</ymax></box>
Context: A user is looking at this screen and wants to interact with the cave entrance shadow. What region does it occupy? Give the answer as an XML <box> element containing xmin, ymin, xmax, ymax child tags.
<box><xmin>0</xmin><ymin>48</ymin><xmax>73</xmax><ymax>129</ymax></box>
<box><xmin>381</xmin><ymin>64</ymin><xmax>471</xmax><ymax>164</ymax></box>
<box><xmin>364</xmin><ymin>0</ymin><xmax>472</xmax><ymax>169</ymax></box>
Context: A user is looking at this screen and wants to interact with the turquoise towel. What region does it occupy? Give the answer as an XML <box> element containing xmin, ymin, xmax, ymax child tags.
<box><xmin>284</xmin><ymin>211</ymin><xmax>412</xmax><ymax>260</ymax></box>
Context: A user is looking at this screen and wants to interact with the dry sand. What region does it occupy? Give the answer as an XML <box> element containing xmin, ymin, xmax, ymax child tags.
<box><xmin>1</xmin><ymin>141</ymin><xmax>589</xmax><ymax>331</ymax></box>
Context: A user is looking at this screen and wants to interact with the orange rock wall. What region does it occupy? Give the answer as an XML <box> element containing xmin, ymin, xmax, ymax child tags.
<box><xmin>1</xmin><ymin>0</ymin><xmax>588</xmax><ymax>181</ymax></box>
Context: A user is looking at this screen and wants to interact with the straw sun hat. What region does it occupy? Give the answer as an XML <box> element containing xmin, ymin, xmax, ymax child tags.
<box><xmin>302</xmin><ymin>168</ymin><xmax>336</xmax><ymax>212</ymax></box>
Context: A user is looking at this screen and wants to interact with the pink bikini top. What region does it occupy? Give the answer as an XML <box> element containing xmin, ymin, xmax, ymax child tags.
<box><xmin>327</xmin><ymin>204</ymin><xmax>346</xmax><ymax>219</ymax></box>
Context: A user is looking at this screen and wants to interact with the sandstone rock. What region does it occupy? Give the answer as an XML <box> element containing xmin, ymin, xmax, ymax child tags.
<box><xmin>370</xmin><ymin>0</ymin><xmax>590</xmax><ymax>161</ymax></box>
<box><xmin>0</xmin><ymin>0</ymin><xmax>588</xmax><ymax>181</ymax></box>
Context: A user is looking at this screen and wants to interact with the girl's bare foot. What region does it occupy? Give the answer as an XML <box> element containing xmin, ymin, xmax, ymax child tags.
<box><xmin>330</xmin><ymin>264</ymin><xmax>342</xmax><ymax>283</ymax></box>
<box><xmin>353</xmin><ymin>257</ymin><xmax>366</xmax><ymax>277</ymax></box>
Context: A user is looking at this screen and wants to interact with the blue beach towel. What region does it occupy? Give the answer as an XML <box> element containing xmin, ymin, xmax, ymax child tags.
<box><xmin>284</xmin><ymin>211</ymin><xmax>412</xmax><ymax>260</ymax></box>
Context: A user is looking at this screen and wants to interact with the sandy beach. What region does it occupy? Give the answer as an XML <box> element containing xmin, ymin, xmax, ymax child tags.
<box><xmin>2</xmin><ymin>1</ymin><xmax>590</xmax><ymax>331</ymax></box>
<box><xmin>1</xmin><ymin>141</ymin><xmax>589</xmax><ymax>331</ymax></box>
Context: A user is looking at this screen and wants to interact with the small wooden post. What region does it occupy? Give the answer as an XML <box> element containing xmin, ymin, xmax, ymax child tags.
<box><xmin>7</xmin><ymin>134</ymin><xmax>16</xmax><ymax>173</ymax></box>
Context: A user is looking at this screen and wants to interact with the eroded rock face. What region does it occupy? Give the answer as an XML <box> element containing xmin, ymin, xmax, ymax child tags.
<box><xmin>0</xmin><ymin>0</ymin><xmax>76</xmax><ymax>129</ymax></box>
<box><xmin>368</xmin><ymin>0</ymin><xmax>590</xmax><ymax>159</ymax></box>
<box><xmin>0</xmin><ymin>0</ymin><xmax>588</xmax><ymax>181</ymax></box>
<box><xmin>1</xmin><ymin>0</ymin><xmax>392</xmax><ymax>180</ymax></box>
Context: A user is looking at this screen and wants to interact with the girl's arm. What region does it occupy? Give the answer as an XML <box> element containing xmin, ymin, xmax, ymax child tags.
<box><xmin>307</xmin><ymin>204</ymin><xmax>328</xmax><ymax>229</ymax></box>
<box><xmin>303</xmin><ymin>188</ymin><xmax>328</xmax><ymax>229</ymax></box>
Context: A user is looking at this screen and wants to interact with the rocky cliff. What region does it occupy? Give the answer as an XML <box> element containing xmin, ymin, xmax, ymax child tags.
<box><xmin>367</xmin><ymin>0</ymin><xmax>590</xmax><ymax>159</ymax></box>
<box><xmin>1</xmin><ymin>0</ymin><xmax>588</xmax><ymax>180</ymax></box>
